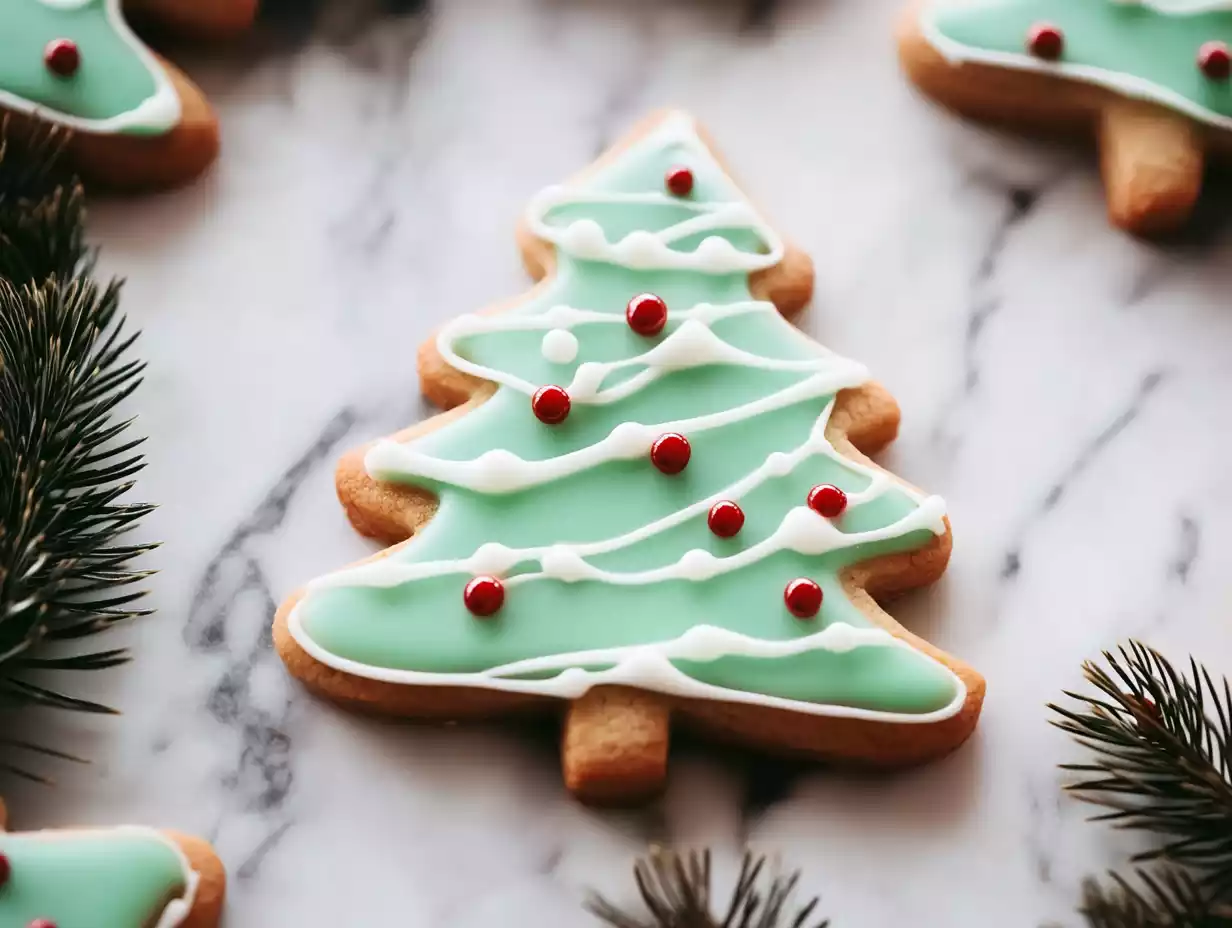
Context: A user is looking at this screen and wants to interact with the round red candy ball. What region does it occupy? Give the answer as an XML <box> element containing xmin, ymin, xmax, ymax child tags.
<box><xmin>28</xmin><ymin>921</ymin><xmax>58</xmax><ymax>928</ymax></box>
<box><xmin>651</xmin><ymin>432</ymin><xmax>691</xmax><ymax>475</ymax></box>
<box><xmin>626</xmin><ymin>293</ymin><xmax>668</xmax><ymax>337</ymax></box>
<box><xmin>807</xmin><ymin>484</ymin><xmax>847</xmax><ymax>519</ymax></box>
<box><xmin>464</xmin><ymin>575</ymin><xmax>504</xmax><ymax>617</ymax></box>
<box><xmin>784</xmin><ymin>578</ymin><xmax>823</xmax><ymax>619</ymax></box>
<box><xmin>1200</xmin><ymin>41</ymin><xmax>1231</xmax><ymax>80</ymax></box>
<box><xmin>0</xmin><ymin>852</ymin><xmax>9</xmax><ymax>888</ymax></box>
<box><xmin>44</xmin><ymin>39</ymin><xmax>80</xmax><ymax>77</ymax></box>
<box><xmin>707</xmin><ymin>500</ymin><xmax>745</xmax><ymax>538</ymax></box>
<box><xmin>1026</xmin><ymin>23</ymin><xmax>1063</xmax><ymax>60</ymax></box>
<box><xmin>665</xmin><ymin>166</ymin><xmax>694</xmax><ymax>197</ymax></box>
<box><xmin>532</xmin><ymin>385</ymin><xmax>571</xmax><ymax>424</ymax></box>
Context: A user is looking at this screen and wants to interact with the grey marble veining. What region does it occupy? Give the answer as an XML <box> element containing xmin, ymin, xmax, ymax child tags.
<box><xmin>8</xmin><ymin>1</ymin><xmax>1232</xmax><ymax>925</ymax></box>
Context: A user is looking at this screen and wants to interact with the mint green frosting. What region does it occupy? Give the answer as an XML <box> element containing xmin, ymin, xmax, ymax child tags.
<box><xmin>295</xmin><ymin>119</ymin><xmax>961</xmax><ymax>717</ymax></box>
<box><xmin>929</xmin><ymin>0</ymin><xmax>1232</xmax><ymax>127</ymax></box>
<box><xmin>0</xmin><ymin>0</ymin><xmax>174</xmax><ymax>136</ymax></box>
<box><xmin>0</xmin><ymin>830</ymin><xmax>189</xmax><ymax>927</ymax></box>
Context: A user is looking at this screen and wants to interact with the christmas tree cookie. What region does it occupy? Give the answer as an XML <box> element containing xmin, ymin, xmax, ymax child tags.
<box><xmin>0</xmin><ymin>801</ymin><xmax>225</xmax><ymax>928</ymax></box>
<box><xmin>0</xmin><ymin>0</ymin><xmax>252</xmax><ymax>190</ymax></box>
<box><xmin>274</xmin><ymin>110</ymin><xmax>986</xmax><ymax>805</ymax></box>
<box><xmin>899</xmin><ymin>0</ymin><xmax>1232</xmax><ymax>235</ymax></box>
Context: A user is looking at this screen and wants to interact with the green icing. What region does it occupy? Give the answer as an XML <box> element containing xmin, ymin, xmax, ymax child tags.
<box><xmin>929</xmin><ymin>0</ymin><xmax>1232</xmax><ymax>126</ymax></box>
<box><xmin>0</xmin><ymin>829</ymin><xmax>188</xmax><ymax>928</ymax></box>
<box><xmin>296</xmin><ymin>118</ymin><xmax>960</xmax><ymax>716</ymax></box>
<box><xmin>0</xmin><ymin>0</ymin><xmax>175</xmax><ymax>136</ymax></box>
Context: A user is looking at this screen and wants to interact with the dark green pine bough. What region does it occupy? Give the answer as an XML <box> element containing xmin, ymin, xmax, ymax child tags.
<box><xmin>0</xmin><ymin>126</ymin><xmax>154</xmax><ymax>780</ymax></box>
<box><xmin>588</xmin><ymin>644</ymin><xmax>1232</xmax><ymax>928</ymax></box>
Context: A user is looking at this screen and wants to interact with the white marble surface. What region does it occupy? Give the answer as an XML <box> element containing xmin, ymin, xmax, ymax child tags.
<box><xmin>9</xmin><ymin>0</ymin><xmax>1232</xmax><ymax>924</ymax></box>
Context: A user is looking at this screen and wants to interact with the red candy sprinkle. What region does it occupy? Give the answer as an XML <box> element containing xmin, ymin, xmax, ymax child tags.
<box><xmin>463</xmin><ymin>575</ymin><xmax>504</xmax><ymax>617</ymax></box>
<box><xmin>651</xmin><ymin>432</ymin><xmax>691</xmax><ymax>475</ymax></box>
<box><xmin>626</xmin><ymin>293</ymin><xmax>668</xmax><ymax>337</ymax></box>
<box><xmin>707</xmin><ymin>500</ymin><xmax>745</xmax><ymax>538</ymax></box>
<box><xmin>28</xmin><ymin>921</ymin><xmax>57</xmax><ymax>928</ymax></box>
<box><xmin>665</xmin><ymin>166</ymin><xmax>694</xmax><ymax>197</ymax></box>
<box><xmin>0</xmin><ymin>852</ymin><xmax>8</xmax><ymax>888</ymax></box>
<box><xmin>807</xmin><ymin>484</ymin><xmax>847</xmax><ymax>519</ymax></box>
<box><xmin>532</xmin><ymin>385</ymin><xmax>571</xmax><ymax>424</ymax></box>
<box><xmin>1026</xmin><ymin>23</ymin><xmax>1064</xmax><ymax>60</ymax></box>
<box><xmin>44</xmin><ymin>39</ymin><xmax>80</xmax><ymax>77</ymax></box>
<box><xmin>784</xmin><ymin>578</ymin><xmax>823</xmax><ymax>619</ymax></box>
<box><xmin>1200</xmin><ymin>41</ymin><xmax>1231</xmax><ymax>80</ymax></box>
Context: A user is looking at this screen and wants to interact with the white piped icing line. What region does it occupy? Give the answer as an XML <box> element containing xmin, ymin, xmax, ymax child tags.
<box><xmin>921</xmin><ymin>1</ymin><xmax>1232</xmax><ymax>132</ymax></box>
<box><xmin>8</xmin><ymin>0</ymin><xmax>181</xmax><ymax>135</ymax></box>
<box><xmin>289</xmin><ymin>614</ymin><xmax>967</xmax><ymax>723</ymax></box>
<box><xmin>289</xmin><ymin>111</ymin><xmax>965</xmax><ymax>723</ymax></box>
<box><xmin>331</xmin><ymin>400</ymin><xmax>937</xmax><ymax>591</ymax></box>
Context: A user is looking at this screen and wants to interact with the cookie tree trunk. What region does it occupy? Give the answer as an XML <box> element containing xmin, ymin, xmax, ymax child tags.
<box><xmin>1100</xmin><ymin>99</ymin><xmax>1204</xmax><ymax>236</ymax></box>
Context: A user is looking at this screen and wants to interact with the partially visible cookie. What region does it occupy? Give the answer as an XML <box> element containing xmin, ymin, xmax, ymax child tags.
<box><xmin>0</xmin><ymin>0</ymin><xmax>248</xmax><ymax>190</ymax></box>
<box><xmin>899</xmin><ymin>0</ymin><xmax>1232</xmax><ymax>236</ymax></box>
<box><xmin>275</xmin><ymin>109</ymin><xmax>985</xmax><ymax>805</ymax></box>
<box><xmin>0</xmin><ymin>821</ymin><xmax>225</xmax><ymax>927</ymax></box>
<box><xmin>124</xmin><ymin>0</ymin><xmax>258</xmax><ymax>38</ymax></box>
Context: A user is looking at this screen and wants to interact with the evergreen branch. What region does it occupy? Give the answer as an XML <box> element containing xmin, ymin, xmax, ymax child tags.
<box><xmin>1079</xmin><ymin>869</ymin><xmax>1232</xmax><ymax>928</ymax></box>
<box><xmin>1051</xmin><ymin>642</ymin><xmax>1232</xmax><ymax>925</ymax></box>
<box><xmin>0</xmin><ymin>122</ymin><xmax>156</xmax><ymax>778</ymax></box>
<box><xmin>586</xmin><ymin>848</ymin><xmax>828</xmax><ymax>928</ymax></box>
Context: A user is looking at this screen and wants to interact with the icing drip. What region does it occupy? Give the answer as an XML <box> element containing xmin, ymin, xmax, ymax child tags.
<box><xmin>923</xmin><ymin>0</ymin><xmax>1232</xmax><ymax>131</ymax></box>
<box><xmin>289</xmin><ymin>111</ymin><xmax>965</xmax><ymax>721</ymax></box>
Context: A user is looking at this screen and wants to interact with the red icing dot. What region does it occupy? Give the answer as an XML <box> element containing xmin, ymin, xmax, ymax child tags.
<box><xmin>784</xmin><ymin>578</ymin><xmax>823</xmax><ymax>619</ymax></box>
<box><xmin>0</xmin><ymin>852</ymin><xmax>9</xmax><ymax>888</ymax></box>
<box><xmin>651</xmin><ymin>432</ymin><xmax>691</xmax><ymax>475</ymax></box>
<box><xmin>807</xmin><ymin>484</ymin><xmax>847</xmax><ymax>519</ymax></box>
<box><xmin>1026</xmin><ymin>23</ymin><xmax>1063</xmax><ymax>60</ymax></box>
<box><xmin>707</xmin><ymin>500</ymin><xmax>744</xmax><ymax>538</ymax></box>
<box><xmin>28</xmin><ymin>921</ymin><xmax>57</xmax><ymax>928</ymax></box>
<box><xmin>44</xmin><ymin>39</ymin><xmax>80</xmax><ymax>77</ymax></box>
<box><xmin>626</xmin><ymin>293</ymin><xmax>668</xmax><ymax>337</ymax></box>
<box><xmin>1200</xmin><ymin>41</ymin><xmax>1231</xmax><ymax>80</ymax></box>
<box><xmin>665</xmin><ymin>166</ymin><xmax>694</xmax><ymax>197</ymax></box>
<box><xmin>464</xmin><ymin>575</ymin><xmax>504</xmax><ymax>617</ymax></box>
<box><xmin>532</xmin><ymin>385</ymin><xmax>571</xmax><ymax>424</ymax></box>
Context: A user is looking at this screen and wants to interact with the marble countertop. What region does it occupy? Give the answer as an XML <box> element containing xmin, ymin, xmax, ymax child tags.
<box><xmin>9</xmin><ymin>0</ymin><xmax>1232</xmax><ymax>925</ymax></box>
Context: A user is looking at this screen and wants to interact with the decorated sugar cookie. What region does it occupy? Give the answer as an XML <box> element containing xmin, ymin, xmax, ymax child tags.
<box><xmin>274</xmin><ymin>110</ymin><xmax>986</xmax><ymax>805</ymax></box>
<box><xmin>0</xmin><ymin>809</ymin><xmax>225</xmax><ymax>928</ymax></box>
<box><xmin>899</xmin><ymin>0</ymin><xmax>1232</xmax><ymax>235</ymax></box>
<box><xmin>0</xmin><ymin>0</ymin><xmax>253</xmax><ymax>190</ymax></box>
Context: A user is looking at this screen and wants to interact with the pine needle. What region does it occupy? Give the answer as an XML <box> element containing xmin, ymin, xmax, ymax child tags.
<box><xmin>1052</xmin><ymin>642</ymin><xmax>1232</xmax><ymax>925</ymax></box>
<box><xmin>0</xmin><ymin>121</ymin><xmax>155</xmax><ymax>778</ymax></box>
<box><xmin>586</xmin><ymin>848</ymin><xmax>828</xmax><ymax>928</ymax></box>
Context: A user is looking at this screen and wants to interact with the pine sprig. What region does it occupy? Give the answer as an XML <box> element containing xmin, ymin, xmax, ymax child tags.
<box><xmin>0</xmin><ymin>123</ymin><xmax>154</xmax><ymax>778</ymax></box>
<box><xmin>586</xmin><ymin>848</ymin><xmax>829</xmax><ymax>928</ymax></box>
<box><xmin>1051</xmin><ymin>642</ymin><xmax>1232</xmax><ymax>925</ymax></box>
<box><xmin>1079</xmin><ymin>869</ymin><xmax>1232</xmax><ymax>928</ymax></box>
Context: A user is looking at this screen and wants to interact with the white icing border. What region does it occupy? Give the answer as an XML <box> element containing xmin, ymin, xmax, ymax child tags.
<box><xmin>5</xmin><ymin>0</ymin><xmax>181</xmax><ymax>134</ymax></box>
<box><xmin>921</xmin><ymin>2</ymin><xmax>1232</xmax><ymax>132</ymax></box>
<box><xmin>7</xmin><ymin>826</ymin><xmax>199</xmax><ymax>928</ymax></box>
<box><xmin>289</xmin><ymin>111</ymin><xmax>966</xmax><ymax>723</ymax></box>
